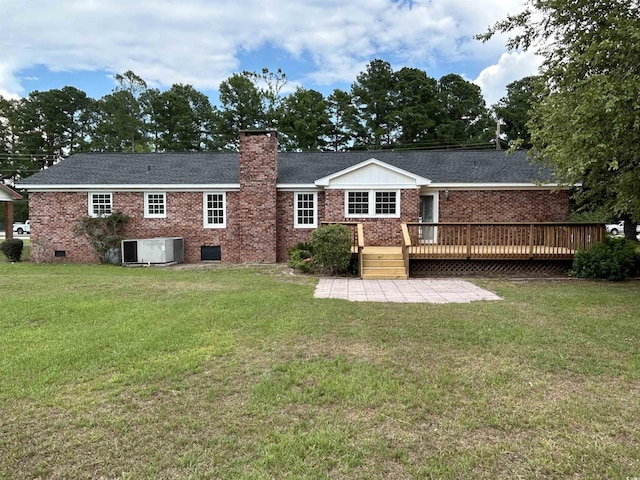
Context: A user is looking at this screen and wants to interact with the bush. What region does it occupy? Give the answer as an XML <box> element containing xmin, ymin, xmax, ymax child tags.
<box><xmin>74</xmin><ymin>211</ymin><xmax>129</xmax><ymax>263</ymax></box>
<box><xmin>0</xmin><ymin>238</ymin><xmax>24</xmax><ymax>262</ymax></box>
<box><xmin>572</xmin><ymin>237</ymin><xmax>640</xmax><ymax>281</ymax></box>
<box><xmin>288</xmin><ymin>242</ymin><xmax>316</xmax><ymax>273</ymax></box>
<box><xmin>311</xmin><ymin>224</ymin><xmax>352</xmax><ymax>276</ymax></box>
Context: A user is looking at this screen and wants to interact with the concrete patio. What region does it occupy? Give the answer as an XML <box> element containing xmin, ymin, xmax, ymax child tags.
<box><xmin>314</xmin><ymin>278</ymin><xmax>502</xmax><ymax>303</ymax></box>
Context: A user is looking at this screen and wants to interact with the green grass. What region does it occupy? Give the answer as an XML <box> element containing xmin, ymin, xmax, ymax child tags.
<box><xmin>0</xmin><ymin>262</ymin><xmax>639</xmax><ymax>479</ymax></box>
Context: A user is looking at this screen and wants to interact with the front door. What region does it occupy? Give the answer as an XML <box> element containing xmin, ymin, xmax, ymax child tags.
<box><xmin>419</xmin><ymin>194</ymin><xmax>436</xmax><ymax>243</ymax></box>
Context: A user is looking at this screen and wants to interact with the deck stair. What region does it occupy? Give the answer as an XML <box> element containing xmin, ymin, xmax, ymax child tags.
<box><xmin>361</xmin><ymin>246</ymin><xmax>408</xmax><ymax>280</ymax></box>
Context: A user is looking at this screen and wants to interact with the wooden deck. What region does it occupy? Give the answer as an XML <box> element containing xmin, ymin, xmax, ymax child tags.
<box><xmin>330</xmin><ymin>221</ymin><xmax>605</xmax><ymax>278</ymax></box>
<box><xmin>402</xmin><ymin>222</ymin><xmax>604</xmax><ymax>261</ymax></box>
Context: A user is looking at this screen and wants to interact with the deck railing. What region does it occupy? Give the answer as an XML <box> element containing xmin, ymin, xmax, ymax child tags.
<box><xmin>403</xmin><ymin>222</ymin><xmax>605</xmax><ymax>260</ymax></box>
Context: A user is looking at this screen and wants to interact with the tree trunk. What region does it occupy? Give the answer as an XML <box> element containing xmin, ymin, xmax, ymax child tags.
<box><xmin>621</xmin><ymin>213</ymin><xmax>638</xmax><ymax>241</ymax></box>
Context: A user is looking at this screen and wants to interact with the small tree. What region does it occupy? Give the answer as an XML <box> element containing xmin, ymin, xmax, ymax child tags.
<box><xmin>75</xmin><ymin>211</ymin><xmax>129</xmax><ymax>263</ymax></box>
<box><xmin>311</xmin><ymin>224</ymin><xmax>352</xmax><ymax>276</ymax></box>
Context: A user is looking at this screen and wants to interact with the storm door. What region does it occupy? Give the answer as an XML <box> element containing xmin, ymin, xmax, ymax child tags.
<box><xmin>419</xmin><ymin>194</ymin><xmax>437</xmax><ymax>243</ymax></box>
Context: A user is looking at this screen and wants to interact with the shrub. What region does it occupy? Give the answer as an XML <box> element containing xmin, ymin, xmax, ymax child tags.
<box><xmin>288</xmin><ymin>244</ymin><xmax>316</xmax><ymax>273</ymax></box>
<box><xmin>0</xmin><ymin>238</ymin><xmax>24</xmax><ymax>262</ymax></box>
<box><xmin>74</xmin><ymin>211</ymin><xmax>129</xmax><ymax>263</ymax></box>
<box><xmin>572</xmin><ymin>237</ymin><xmax>640</xmax><ymax>281</ymax></box>
<box><xmin>311</xmin><ymin>224</ymin><xmax>352</xmax><ymax>276</ymax></box>
<box><xmin>30</xmin><ymin>236</ymin><xmax>54</xmax><ymax>263</ymax></box>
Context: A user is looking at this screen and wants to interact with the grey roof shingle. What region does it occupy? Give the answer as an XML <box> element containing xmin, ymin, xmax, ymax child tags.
<box><xmin>18</xmin><ymin>149</ymin><xmax>555</xmax><ymax>187</ymax></box>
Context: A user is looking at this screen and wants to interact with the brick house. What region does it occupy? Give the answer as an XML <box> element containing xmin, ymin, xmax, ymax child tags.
<box><xmin>18</xmin><ymin>130</ymin><xmax>576</xmax><ymax>272</ymax></box>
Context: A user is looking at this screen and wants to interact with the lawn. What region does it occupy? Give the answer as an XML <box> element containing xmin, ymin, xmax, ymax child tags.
<box><xmin>0</xmin><ymin>260</ymin><xmax>639</xmax><ymax>479</ymax></box>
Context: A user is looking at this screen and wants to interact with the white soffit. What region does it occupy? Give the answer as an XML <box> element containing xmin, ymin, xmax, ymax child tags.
<box><xmin>315</xmin><ymin>158</ymin><xmax>430</xmax><ymax>189</ymax></box>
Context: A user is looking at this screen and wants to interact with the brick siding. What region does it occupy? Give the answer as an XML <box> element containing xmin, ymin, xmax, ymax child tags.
<box><xmin>276</xmin><ymin>191</ymin><xmax>326</xmax><ymax>262</ymax></box>
<box><xmin>29</xmin><ymin>191</ymin><xmax>243</xmax><ymax>263</ymax></box>
<box><xmin>438</xmin><ymin>189</ymin><xmax>569</xmax><ymax>222</ymax></box>
<box><xmin>323</xmin><ymin>189</ymin><xmax>421</xmax><ymax>246</ymax></box>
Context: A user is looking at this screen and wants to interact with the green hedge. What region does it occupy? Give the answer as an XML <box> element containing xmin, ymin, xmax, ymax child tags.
<box><xmin>572</xmin><ymin>237</ymin><xmax>640</xmax><ymax>281</ymax></box>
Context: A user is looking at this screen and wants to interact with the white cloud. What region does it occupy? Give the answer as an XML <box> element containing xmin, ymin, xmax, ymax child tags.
<box><xmin>473</xmin><ymin>50</ymin><xmax>542</xmax><ymax>106</ymax></box>
<box><xmin>0</xmin><ymin>0</ymin><xmax>531</xmax><ymax>101</ymax></box>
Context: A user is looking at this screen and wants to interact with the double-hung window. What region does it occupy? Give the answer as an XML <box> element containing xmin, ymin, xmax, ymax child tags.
<box><xmin>203</xmin><ymin>192</ymin><xmax>226</xmax><ymax>228</ymax></box>
<box><xmin>144</xmin><ymin>192</ymin><xmax>166</xmax><ymax>218</ymax></box>
<box><xmin>294</xmin><ymin>192</ymin><xmax>317</xmax><ymax>228</ymax></box>
<box><xmin>345</xmin><ymin>190</ymin><xmax>399</xmax><ymax>218</ymax></box>
<box><xmin>89</xmin><ymin>192</ymin><xmax>113</xmax><ymax>217</ymax></box>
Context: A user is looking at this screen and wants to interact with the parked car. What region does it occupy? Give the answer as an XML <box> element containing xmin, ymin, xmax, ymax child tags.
<box><xmin>605</xmin><ymin>221</ymin><xmax>640</xmax><ymax>236</ymax></box>
<box><xmin>12</xmin><ymin>219</ymin><xmax>30</xmax><ymax>234</ymax></box>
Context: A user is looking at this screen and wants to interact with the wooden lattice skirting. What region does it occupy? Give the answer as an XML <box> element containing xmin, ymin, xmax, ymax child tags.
<box><xmin>410</xmin><ymin>259</ymin><xmax>573</xmax><ymax>277</ymax></box>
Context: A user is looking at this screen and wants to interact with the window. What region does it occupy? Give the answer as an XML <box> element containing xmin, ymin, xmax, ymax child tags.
<box><xmin>89</xmin><ymin>192</ymin><xmax>112</xmax><ymax>217</ymax></box>
<box><xmin>294</xmin><ymin>192</ymin><xmax>317</xmax><ymax>228</ymax></box>
<box><xmin>203</xmin><ymin>192</ymin><xmax>226</xmax><ymax>228</ymax></box>
<box><xmin>375</xmin><ymin>191</ymin><xmax>396</xmax><ymax>215</ymax></box>
<box><xmin>347</xmin><ymin>191</ymin><xmax>369</xmax><ymax>215</ymax></box>
<box><xmin>145</xmin><ymin>192</ymin><xmax>166</xmax><ymax>218</ymax></box>
<box><xmin>345</xmin><ymin>190</ymin><xmax>399</xmax><ymax>218</ymax></box>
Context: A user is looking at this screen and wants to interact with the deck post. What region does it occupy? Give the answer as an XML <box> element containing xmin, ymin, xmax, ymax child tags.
<box><xmin>529</xmin><ymin>224</ymin><xmax>535</xmax><ymax>258</ymax></box>
<box><xmin>466</xmin><ymin>223</ymin><xmax>471</xmax><ymax>259</ymax></box>
<box><xmin>357</xmin><ymin>223</ymin><xmax>364</xmax><ymax>278</ymax></box>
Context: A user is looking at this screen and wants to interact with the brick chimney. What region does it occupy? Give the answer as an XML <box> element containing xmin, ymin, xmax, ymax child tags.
<box><xmin>237</xmin><ymin>130</ymin><xmax>278</xmax><ymax>263</ymax></box>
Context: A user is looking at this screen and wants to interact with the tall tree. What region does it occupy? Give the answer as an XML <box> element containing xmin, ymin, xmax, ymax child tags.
<box><xmin>351</xmin><ymin>59</ymin><xmax>395</xmax><ymax>149</ymax></box>
<box><xmin>139</xmin><ymin>88</ymin><xmax>164</xmax><ymax>152</ymax></box>
<box><xmin>492</xmin><ymin>76</ymin><xmax>539</xmax><ymax>149</ymax></box>
<box><xmin>0</xmin><ymin>97</ymin><xmax>33</xmax><ymax>181</ymax></box>
<box><xmin>92</xmin><ymin>90</ymin><xmax>147</xmax><ymax>152</ymax></box>
<box><xmin>436</xmin><ymin>74</ymin><xmax>492</xmax><ymax>147</ymax></box>
<box><xmin>146</xmin><ymin>84</ymin><xmax>215</xmax><ymax>151</ymax></box>
<box><xmin>391</xmin><ymin>67</ymin><xmax>439</xmax><ymax>146</ymax></box>
<box><xmin>11</xmin><ymin>87</ymin><xmax>93</xmax><ymax>168</ymax></box>
<box><xmin>216</xmin><ymin>72</ymin><xmax>265</xmax><ymax>149</ymax></box>
<box><xmin>479</xmin><ymin>0</ymin><xmax>640</xmax><ymax>237</ymax></box>
<box><xmin>326</xmin><ymin>89</ymin><xmax>361</xmax><ymax>151</ymax></box>
<box><xmin>246</xmin><ymin>68</ymin><xmax>287</xmax><ymax>128</ymax></box>
<box><xmin>113</xmin><ymin>70</ymin><xmax>148</xmax><ymax>152</ymax></box>
<box><xmin>279</xmin><ymin>87</ymin><xmax>332</xmax><ymax>151</ymax></box>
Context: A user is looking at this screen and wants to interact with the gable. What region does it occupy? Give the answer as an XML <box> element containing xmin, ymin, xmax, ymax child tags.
<box><xmin>0</xmin><ymin>184</ymin><xmax>22</xmax><ymax>201</ymax></box>
<box><xmin>314</xmin><ymin>158</ymin><xmax>430</xmax><ymax>189</ymax></box>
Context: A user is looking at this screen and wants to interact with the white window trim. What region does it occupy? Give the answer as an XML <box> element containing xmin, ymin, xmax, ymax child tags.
<box><xmin>294</xmin><ymin>192</ymin><xmax>318</xmax><ymax>229</ymax></box>
<box><xmin>344</xmin><ymin>189</ymin><xmax>400</xmax><ymax>218</ymax></box>
<box><xmin>88</xmin><ymin>192</ymin><xmax>113</xmax><ymax>217</ymax></box>
<box><xmin>144</xmin><ymin>192</ymin><xmax>167</xmax><ymax>218</ymax></box>
<box><xmin>203</xmin><ymin>192</ymin><xmax>227</xmax><ymax>229</ymax></box>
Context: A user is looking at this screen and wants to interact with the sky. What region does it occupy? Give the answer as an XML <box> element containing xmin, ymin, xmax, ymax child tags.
<box><xmin>0</xmin><ymin>0</ymin><xmax>542</xmax><ymax>108</ymax></box>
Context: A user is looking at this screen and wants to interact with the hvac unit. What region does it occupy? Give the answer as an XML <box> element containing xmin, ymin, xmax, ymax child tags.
<box><xmin>121</xmin><ymin>237</ymin><xmax>184</xmax><ymax>265</ymax></box>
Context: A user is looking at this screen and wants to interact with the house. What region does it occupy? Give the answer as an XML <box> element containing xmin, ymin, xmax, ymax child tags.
<box><xmin>18</xmin><ymin>130</ymin><xmax>600</xmax><ymax>276</ymax></box>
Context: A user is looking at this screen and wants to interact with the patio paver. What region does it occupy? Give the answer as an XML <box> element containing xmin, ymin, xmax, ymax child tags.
<box><xmin>314</xmin><ymin>278</ymin><xmax>502</xmax><ymax>303</ymax></box>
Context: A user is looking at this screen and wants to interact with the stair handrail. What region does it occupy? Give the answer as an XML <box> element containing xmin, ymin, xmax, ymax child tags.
<box><xmin>401</xmin><ymin>223</ymin><xmax>411</xmax><ymax>278</ymax></box>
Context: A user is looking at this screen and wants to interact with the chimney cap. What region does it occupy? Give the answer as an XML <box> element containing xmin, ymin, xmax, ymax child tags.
<box><xmin>239</xmin><ymin>129</ymin><xmax>277</xmax><ymax>137</ymax></box>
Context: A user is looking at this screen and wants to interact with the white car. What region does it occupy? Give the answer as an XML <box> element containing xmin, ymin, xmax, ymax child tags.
<box><xmin>605</xmin><ymin>221</ymin><xmax>640</xmax><ymax>236</ymax></box>
<box><xmin>12</xmin><ymin>219</ymin><xmax>30</xmax><ymax>234</ymax></box>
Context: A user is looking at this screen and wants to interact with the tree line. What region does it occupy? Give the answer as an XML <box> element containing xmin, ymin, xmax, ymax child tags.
<box><xmin>0</xmin><ymin>60</ymin><xmax>535</xmax><ymax>182</ymax></box>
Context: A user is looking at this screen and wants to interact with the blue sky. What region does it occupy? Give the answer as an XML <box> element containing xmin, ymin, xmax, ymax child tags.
<box><xmin>0</xmin><ymin>0</ymin><xmax>540</xmax><ymax>107</ymax></box>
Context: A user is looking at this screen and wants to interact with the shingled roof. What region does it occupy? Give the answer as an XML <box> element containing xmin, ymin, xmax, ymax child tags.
<box><xmin>18</xmin><ymin>149</ymin><xmax>555</xmax><ymax>187</ymax></box>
